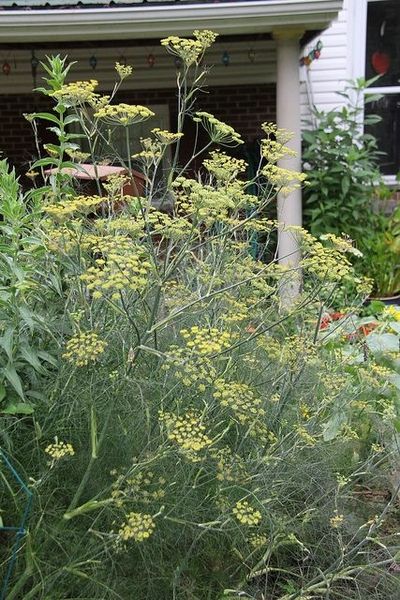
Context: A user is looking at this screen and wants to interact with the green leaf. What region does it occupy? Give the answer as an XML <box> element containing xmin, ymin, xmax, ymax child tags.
<box><xmin>0</xmin><ymin>327</ymin><xmax>14</xmax><ymax>361</ymax></box>
<box><xmin>323</xmin><ymin>412</ymin><xmax>347</xmax><ymax>441</ymax></box>
<box><xmin>366</xmin><ymin>333</ymin><xmax>399</xmax><ymax>353</ymax></box>
<box><xmin>2</xmin><ymin>401</ymin><xmax>34</xmax><ymax>415</ymax></box>
<box><xmin>30</xmin><ymin>112</ymin><xmax>61</xmax><ymax>125</ymax></box>
<box><xmin>0</xmin><ymin>382</ymin><xmax>6</xmax><ymax>402</ymax></box>
<box><xmin>3</xmin><ymin>364</ymin><xmax>25</xmax><ymax>400</ymax></box>
<box><xmin>20</xmin><ymin>343</ymin><xmax>47</xmax><ymax>375</ymax></box>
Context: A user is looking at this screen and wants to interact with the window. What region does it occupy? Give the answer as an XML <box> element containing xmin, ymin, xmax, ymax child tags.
<box><xmin>364</xmin><ymin>0</ymin><xmax>400</xmax><ymax>177</ymax></box>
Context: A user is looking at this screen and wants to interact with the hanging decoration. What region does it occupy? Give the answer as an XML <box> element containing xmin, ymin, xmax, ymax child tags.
<box><xmin>31</xmin><ymin>50</ymin><xmax>39</xmax><ymax>87</ymax></box>
<box><xmin>89</xmin><ymin>55</ymin><xmax>97</xmax><ymax>70</ymax></box>
<box><xmin>222</xmin><ymin>50</ymin><xmax>230</xmax><ymax>66</ymax></box>
<box><xmin>371</xmin><ymin>19</ymin><xmax>390</xmax><ymax>75</ymax></box>
<box><xmin>372</xmin><ymin>50</ymin><xmax>390</xmax><ymax>75</ymax></box>
<box><xmin>248</xmin><ymin>48</ymin><xmax>256</xmax><ymax>63</ymax></box>
<box><xmin>147</xmin><ymin>53</ymin><xmax>155</xmax><ymax>68</ymax></box>
<box><xmin>300</xmin><ymin>40</ymin><xmax>323</xmax><ymax>67</ymax></box>
<box><xmin>174</xmin><ymin>56</ymin><xmax>183</xmax><ymax>69</ymax></box>
<box><xmin>2</xmin><ymin>61</ymin><xmax>11</xmax><ymax>76</ymax></box>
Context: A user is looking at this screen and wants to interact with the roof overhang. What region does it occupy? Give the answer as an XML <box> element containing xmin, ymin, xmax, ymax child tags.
<box><xmin>0</xmin><ymin>1</ymin><xmax>343</xmax><ymax>43</ymax></box>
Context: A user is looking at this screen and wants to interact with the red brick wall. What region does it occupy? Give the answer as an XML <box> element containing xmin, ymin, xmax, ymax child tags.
<box><xmin>0</xmin><ymin>83</ymin><xmax>276</xmax><ymax>174</ymax></box>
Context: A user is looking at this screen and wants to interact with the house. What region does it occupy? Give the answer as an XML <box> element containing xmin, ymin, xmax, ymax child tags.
<box><xmin>0</xmin><ymin>0</ymin><xmax>343</xmax><ymax>265</ymax></box>
<box><xmin>301</xmin><ymin>0</ymin><xmax>400</xmax><ymax>185</ymax></box>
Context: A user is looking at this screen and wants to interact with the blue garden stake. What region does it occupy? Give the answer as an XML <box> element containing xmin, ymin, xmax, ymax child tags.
<box><xmin>0</xmin><ymin>448</ymin><xmax>33</xmax><ymax>600</ymax></box>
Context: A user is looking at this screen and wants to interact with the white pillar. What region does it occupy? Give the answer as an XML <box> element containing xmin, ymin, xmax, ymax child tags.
<box><xmin>274</xmin><ymin>29</ymin><xmax>304</xmax><ymax>300</ymax></box>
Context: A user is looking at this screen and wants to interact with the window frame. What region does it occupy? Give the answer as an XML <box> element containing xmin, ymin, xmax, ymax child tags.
<box><xmin>352</xmin><ymin>0</ymin><xmax>400</xmax><ymax>182</ymax></box>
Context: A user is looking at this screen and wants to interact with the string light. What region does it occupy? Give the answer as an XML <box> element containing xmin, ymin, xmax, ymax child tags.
<box><xmin>2</xmin><ymin>61</ymin><xmax>10</xmax><ymax>76</ymax></box>
<box><xmin>89</xmin><ymin>55</ymin><xmax>97</xmax><ymax>70</ymax></box>
<box><xmin>147</xmin><ymin>54</ymin><xmax>155</xmax><ymax>68</ymax></box>
<box><xmin>300</xmin><ymin>40</ymin><xmax>323</xmax><ymax>67</ymax></box>
<box><xmin>222</xmin><ymin>50</ymin><xmax>230</xmax><ymax>66</ymax></box>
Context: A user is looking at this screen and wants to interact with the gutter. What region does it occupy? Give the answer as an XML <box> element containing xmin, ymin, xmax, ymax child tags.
<box><xmin>0</xmin><ymin>0</ymin><xmax>343</xmax><ymax>43</ymax></box>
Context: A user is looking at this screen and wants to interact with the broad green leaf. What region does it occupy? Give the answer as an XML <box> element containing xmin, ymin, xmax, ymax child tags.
<box><xmin>0</xmin><ymin>327</ymin><xmax>14</xmax><ymax>361</ymax></box>
<box><xmin>323</xmin><ymin>412</ymin><xmax>347</xmax><ymax>441</ymax></box>
<box><xmin>2</xmin><ymin>401</ymin><xmax>34</xmax><ymax>415</ymax></box>
<box><xmin>20</xmin><ymin>344</ymin><xmax>47</xmax><ymax>374</ymax></box>
<box><xmin>3</xmin><ymin>364</ymin><xmax>25</xmax><ymax>400</ymax></box>
<box><xmin>366</xmin><ymin>333</ymin><xmax>399</xmax><ymax>353</ymax></box>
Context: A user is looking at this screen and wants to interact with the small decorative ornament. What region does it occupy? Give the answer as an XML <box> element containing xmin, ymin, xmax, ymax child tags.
<box><xmin>371</xmin><ymin>51</ymin><xmax>390</xmax><ymax>75</ymax></box>
<box><xmin>174</xmin><ymin>56</ymin><xmax>183</xmax><ymax>69</ymax></box>
<box><xmin>300</xmin><ymin>39</ymin><xmax>323</xmax><ymax>67</ymax></box>
<box><xmin>2</xmin><ymin>61</ymin><xmax>10</xmax><ymax>76</ymax></box>
<box><xmin>31</xmin><ymin>50</ymin><xmax>39</xmax><ymax>87</ymax></box>
<box><xmin>248</xmin><ymin>48</ymin><xmax>256</xmax><ymax>63</ymax></box>
<box><xmin>222</xmin><ymin>50</ymin><xmax>230</xmax><ymax>66</ymax></box>
<box><xmin>89</xmin><ymin>55</ymin><xmax>97</xmax><ymax>70</ymax></box>
<box><xmin>147</xmin><ymin>53</ymin><xmax>155</xmax><ymax>68</ymax></box>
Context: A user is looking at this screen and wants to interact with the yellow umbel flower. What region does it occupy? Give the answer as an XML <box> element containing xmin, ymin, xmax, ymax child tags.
<box><xmin>62</xmin><ymin>331</ymin><xmax>107</xmax><ymax>367</ymax></box>
<box><xmin>203</xmin><ymin>150</ymin><xmax>247</xmax><ymax>183</ymax></box>
<box><xmin>44</xmin><ymin>195</ymin><xmax>104</xmax><ymax>221</ymax></box>
<box><xmin>194</xmin><ymin>112</ymin><xmax>243</xmax><ymax>146</ymax></box>
<box><xmin>232</xmin><ymin>500</ymin><xmax>262</xmax><ymax>526</ymax></box>
<box><xmin>329</xmin><ymin>512</ymin><xmax>344</xmax><ymax>529</ymax></box>
<box><xmin>118</xmin><ymin>512</ymin><xmax>155</xmax><ymax>542</ymax></box>
<box><xmin>94</xmin><ymin>103</ymin><xmax>154</xmax><ymax>126</ymax></box>
<box><xmin>159</xmin><ymin>410</ymin><xmax>212</xmax><ymax>460</ymax></box>
<box><xmin>151</xmin><ymin>128</ymin><xmax>183</xmax><ymax>145</ymax></box>
<box><xmin>51</xmin><ymin>80</ymin><xmax>99</xmax><ymax>104</ymax></box>
<box><xmin>115</xmin><ymin>62</ymin><xmax>133</xmax><ymax>79</ymax></box>
<box><xmin>161</xmin><ymin>30</ymin><xmax>218</xmax><ymax>66</ymax></box>
<box><xmin>80</xmin><ymin>246</ymin><xmax>151</xmax><ymax>300</ymax></box>
<box><xmin>45</xmin><ymin>438</ymin><xmax>75</xmax><ymax>460</ymax></box>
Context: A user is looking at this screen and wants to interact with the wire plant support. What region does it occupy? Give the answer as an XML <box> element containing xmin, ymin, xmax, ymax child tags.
<box><xmin>0</xmin><ymin>448</ymin><xmax>33</xmax><ymax>600</ymax></box>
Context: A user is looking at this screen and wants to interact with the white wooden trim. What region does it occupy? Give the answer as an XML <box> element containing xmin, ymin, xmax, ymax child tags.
<box><xmin>0</xmin><ymin>1</ymin><xmax>344</xmax><ymax>42</ymax></box>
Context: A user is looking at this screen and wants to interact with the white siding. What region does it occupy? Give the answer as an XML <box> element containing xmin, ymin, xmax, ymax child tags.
<box><xmin>300</xmin><ymin>0</ymin><xmax>354</xmax><ymax>124</ymax></box>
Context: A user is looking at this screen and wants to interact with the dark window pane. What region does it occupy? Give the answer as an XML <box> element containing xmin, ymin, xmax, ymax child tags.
<box><xmin>366</xmin><ymin>0</ymin><xmax>400</xmax><ymax>87</ymax></box>
<box><xmin>365</xmin><ymin>94</ymin><xmax>400</xmax><ymax>175</ymax></box>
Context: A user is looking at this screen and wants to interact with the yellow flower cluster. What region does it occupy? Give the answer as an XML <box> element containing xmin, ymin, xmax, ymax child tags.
<box><xmin>51</xmin><ymin>80</ymin><xmax>99</xmax><ymax>104</ymax></box>
<box><xmin>320</xmin><ymin>233</ymin><xmax>363</xmax><ymax>258</ymax></box>
<box><xmin>45</xmin><ymin>195</ymin><xmax>104</xmax><ymax>221</ymax></box>
<box><xmin>213</xmin><ymin>378</ymin><xmax>272</xmax><ymax>441</ymax></box>
<box><xmin>193</xmin><ymin>112</ymin><xmax>243</xmax><ymax>146</ymax></box>
<box><xmin>232</xmin><ymin>500</ymin><xmax>262</xmax><ymax>526</ymax></box>
<box><xmin>173</xmin><ymin>177</ymin><xmax>239</xmax><ymax>225</ymax></box>
<box><xmin>210</xmin><ymin>446</ymin><xmax>247</xmax><ymax>483</ymax></box>
<box><xmin>45</xmin><ymin>439</ymin><xmax>75</xmax><ymax>460</ymax></box>
<box><xmin>65</xmin><ymin>148</ymin><xmax>91</xmax><ymax>162</ymax></box>
<box><xmin>46</xmin><ymin>223</ymin><xmax>79</xmax><ymax>253</ymax></box>
<box><xmin>118</xmin><ymin>512</ymin><xmax>155</xmax><ymax>542</ymax></box>
<box><xmin>248</xmin><ymin>532</ymin><xmax>268</xmax><ymax>548</ymax></box>
<box><xmin>180</xmin><ymin>326</ymin><xmax>232</xmax><ymax>356</ymax></box>
<box><xmin>262</xmin><ymin>164</ymin><xmax>306</xmax><ymax>196</ymax></box>
<box><xmin>115</xmin><ymin>62</ymin><xmax>133</xmax><ymax>79</ymax></box>
<box><xmin>296</xmin><ymin>426</ymin><xmax>317</xmax><ymax>447</ymax></box>
<box><xmin>62</xmin><ymin>331</ymin><xmax>107</xmax><ymax>367</ymax></box>
<box><xmin>111</xmin><ymin>470</ymin><xmax>166</xmax><ymax>507</ymax></box>
<box><xmin>159</xmin><ymin>410</ymin><xmax>212</xmax><ymax>460</ymax></box>
<box><xmin>329</xmin><ymin>512</ymin><xmax>344</xmax><ymax>529</ymax></box>
<box><xmin>151</xmin><ymin>128</ymin><xmax>184</xmax><ymax>145</ymax></box>
<box><xmin>79</xmin><ymin>234</ymin><xmax>151</xmax><ymax>300</ymax></box>
<box><xmin>203</xmin><ymin>151</ymin><xmax>247</xmax><ymax>183</ymax></box>
<box><xmin>94</xmin><ymin>103</ymin><xmax>154</xmax><ymax>126</ymax></box>
<box><xmin>261</xmin><ymin>122</ymin><xmax>293</xmax><ymax>145</ymax></box>
<box><xmin>297</xmin><ymin>228</ymin><xmax>353</xmax><ymax>282</ymax></box>
<box><xmin>161</xmin><ymin>30</ymin><xmax>218</xmax><ymax>66</ymax></box>
<box><xmin>261</xmin><ymin>138</ymin><xmax>296</xmax><ymax>164</ymax></box>
<box><xmin>150</xmin><ymin>212</ymin><xmax>192</xmax><ymax>240</ymax></box>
